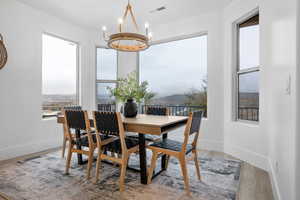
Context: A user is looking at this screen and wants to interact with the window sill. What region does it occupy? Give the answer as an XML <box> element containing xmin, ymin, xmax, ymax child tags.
<box><xmin>42</xmin><ymin>116</ymin><xmax>57</xmax><ymax>121</ymax></box>
<box><xmin>234</xmin><ymin>119</ymin><xmax>259</xmax><ymax>127</ymax></box>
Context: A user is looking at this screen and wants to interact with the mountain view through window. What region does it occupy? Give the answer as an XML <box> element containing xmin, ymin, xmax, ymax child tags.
<box><xmin>140</xmin><ymin>35</ymin><xmax>208</xmax><ymax>116</ymax></box>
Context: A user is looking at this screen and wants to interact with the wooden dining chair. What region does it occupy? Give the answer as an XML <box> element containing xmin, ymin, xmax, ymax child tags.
<box><xmin>63</xmin><ymin>109</ymin><xmax>96</xmax><ymax>179</ymax></box>
<box><xmin>147</xmin><ymin>111</ymin><xmax>204</xmax><ymax>194</ymax></box>
<box><xmin>93</xmin><ymin>111</ymin><xmax>140</xmax><ymax>191</ymax></box>
<box><xmin>61</xmin><ymin>106</ymin><xmax>82</xmax><ymax>158</ymax></box>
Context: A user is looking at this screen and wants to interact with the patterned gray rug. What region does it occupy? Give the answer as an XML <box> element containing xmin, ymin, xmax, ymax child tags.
<box><xmin>0</xmin><ymin>151</ymin><xmax>241</xmax><ymax>200</ymax></box>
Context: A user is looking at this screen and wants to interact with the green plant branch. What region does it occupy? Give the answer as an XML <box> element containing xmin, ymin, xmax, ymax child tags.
<box><xmin>107</xmin><ymin>71</ymin><xmax>155</xmax><ymax>103</ymax></box>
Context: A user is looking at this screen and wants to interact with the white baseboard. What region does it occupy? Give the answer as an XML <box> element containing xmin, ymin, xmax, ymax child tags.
<box><xmin>0</xmin><ymin>139</ymin><xmax>60</xmax><ymax>161</ymax></box>
<box><xmin>198</xmin><ymin>139</ymin><xmax>224</xmax><ymax>152</ymax></box>
<box><xmin>268</xmin><ymin>158</ymin><xmax>282</xmax><ymax>200</ymax></box>
<box><xmin>224</xmin><ymin>143</ymin><xmax>269</xmax><ymax>171</ymax></box>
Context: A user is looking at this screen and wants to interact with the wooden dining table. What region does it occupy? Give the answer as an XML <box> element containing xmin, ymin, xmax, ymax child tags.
<box><xmin>57</xmin><ymin>114</ymin><xmax>188</xmax><ymax>184</ymax></box>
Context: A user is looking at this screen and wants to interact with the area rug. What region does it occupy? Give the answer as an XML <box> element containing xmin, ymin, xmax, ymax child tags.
<box><xmin>0</xmin><ymin>151</ymin><xmax>241</xmax><ymax>200</ymax></box>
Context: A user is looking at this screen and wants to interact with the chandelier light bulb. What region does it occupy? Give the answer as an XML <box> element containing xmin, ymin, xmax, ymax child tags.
<box><xmin>145</xmin><ymin>22</ymin><xmax>149</xmax><ymax>29</ymax></box>
<box><xmin>102</xmin><ymin>26</ymin><xmax>107</xmax><ymax>31</ymax></box>
<box><xmin>148</xmin><ymin>32</ymin><xmax>153</xmax><ymax>39</ymax></box>
<box><xmin>118</xmin><ymin>18</ymin><xmax>123</xmax><ymax>24</ymax></box>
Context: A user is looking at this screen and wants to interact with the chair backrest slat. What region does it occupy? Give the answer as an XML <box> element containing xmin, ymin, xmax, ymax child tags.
<box><xmin>64</xmin><ymin>110</ymin><xmax>86</xmax><ymax>130</ymax></box>
<box><xmin>189</xmin><ymin>111</ymin><xmax>203</xmax><ymax>135</ymax></box>
<box><xmin>182</xmin><ymin>111</ymin><xmax>203</xmax><ymax>153</ymax></box>
<box><xmin>93</xmin><ymin>111</ymin><xmax>128</xmax><ymax>152</ymax></box>
<box><xmin>98</xmin><ymin>104</ymin><xmax>116</xmax><ymax>112</ymax></box>
<box><xmin>64</xmin><ymin>106</ymin><xmax>82</xmax><ymax>111</ymax></box>
<box><xmin>146</xmin><ymin>106</ymin><xmax>168</xmax><ymax>116</ymax></box>
<box><xmin>93</xmin><ymin>111</ymin><xmax>119</xmax><ymax>136</ymax></box>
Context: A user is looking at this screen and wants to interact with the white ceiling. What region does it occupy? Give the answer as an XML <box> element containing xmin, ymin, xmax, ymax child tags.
<box><xmin>17</xmin><ymin>0</ymin><xmax>232</xmax><ymax>31</ymax></box>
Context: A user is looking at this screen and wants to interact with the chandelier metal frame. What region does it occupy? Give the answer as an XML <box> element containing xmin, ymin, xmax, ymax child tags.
<box><xmin>102</xmin><ymin>0</ymin><xmax>151</xmax><ymax>52</ymax></box>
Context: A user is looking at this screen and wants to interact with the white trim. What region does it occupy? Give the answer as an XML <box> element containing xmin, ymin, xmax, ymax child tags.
<box><xmin>225</xmin><ymin>143</ymin><xmax>269</xmax><ymax>171</ymax></box>
<box><xmin>268</xmin><ymin>158</ymin><xmax>282</xmax><ymax>200</ymax></box>
<box><xmin>150</xmin><ymin>31</ymin><xmax>208</xmax><ymax>46</ymax></box>
<box><xmin>235</xmin><ymin>119</ymin><xmax>259</xmax><ymax>126</ymax></box>
<box><xmin>234</xmin><ymin>7</ymin><xmax>260</xmax><ymax>25</ymax></box>
<box><xmin>0</xmin><ymin>139</ymin><xmax>61</xmax><ymax>161</ymax></box>
<box><xmin>232</xmin><ymin>8</ymin><xmax>260</xmax><ymax>122</ymax></box>
<box><xmin>42</xmin><ymin>32</ymin><xmax>80</xmax><ymax>106</ymax></box>
<box><xmin>41</xmin><ymin>33</ymin><xmax>80</xmax><ymax>118</ymax></box>
<box><xmin>94</xmin><ymin>47</ymin><xmax>118</xmax><ymax>109</ymax></box>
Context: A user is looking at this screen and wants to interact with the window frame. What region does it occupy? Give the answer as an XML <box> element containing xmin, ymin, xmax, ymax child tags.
<box><xmin>95</xmin><ymin>46</ymin><xmax>118</xmax><ymax>108</ymax></box>
<box><xmin>42</xmin><ymin>32</ymin><xmax>80</xmax><ymax>118</ymax></box>
<box><xmin>138</xmin><ymin>32</ymin><xmax>208</xmax><ymax>117</ymax></box>
<box><xmin>233</xmin><ymin>10</ymin><xmax>260</xmax><ymax>123</ymax></box>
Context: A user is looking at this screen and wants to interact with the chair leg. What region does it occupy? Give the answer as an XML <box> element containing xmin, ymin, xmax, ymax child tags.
<box><xmin>179</xmin><ymin>156</ymin><xmax>190</xmax><ymax>194</ymax></box>
<box><xmin>95</xmin><ymin>150</ymin><xmax>102</xmax><ymax>183</ymax></box>
<box><xmin>165</xmin><ymin>155</ymin><xmax>170</xmax><ymax>169</ymax></box>
<box><xmin>119</xmin><ymin>156</ymin><xmax>129</xmax><ymax>192</ymax></box>
<box><xmin>86</xmin><ymin>149</ymin><xmax>94</xmax><ymax>179</ymax></box>
<box><xmin>147</xmin><ymin>151</ymin><xmax>159</xmax><ymax>184</ymax></box>
<box><xmin>62</xmin><ymin>136</ymin><xmax>67</xmax><ymax>158</ymax></box>
<box><xmin>193</xmin><ymin>150</ymin><xmax>201</xmax><ymax>181</ymax></box>
<box><xmin>65</xmin><ymin>145</ymin><xmax>73</xmax><ymax>174</ymax></box>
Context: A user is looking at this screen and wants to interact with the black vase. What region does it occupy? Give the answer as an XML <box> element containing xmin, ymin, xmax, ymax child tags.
<box><xmin>124</xmin><ymin>99</ymin><xmax>138</xmax><ymax>118</ymax></box>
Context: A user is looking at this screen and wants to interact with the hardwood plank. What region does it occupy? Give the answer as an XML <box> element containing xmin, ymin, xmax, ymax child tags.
<box><xmin>254</xmin><ymin>166</ymin><xmax>274</xmax><ymax>200</ymax></box>
<box><xmin>237</xmin><ymin>162</ymin><xmax>274</xmax><ymax>200</ymax></box>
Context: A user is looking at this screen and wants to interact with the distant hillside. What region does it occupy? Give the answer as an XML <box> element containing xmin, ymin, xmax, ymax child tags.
<box><xmin>43</xmin><ymin>94</ymin><xmax>76</xmax><ymax>103</ymax></box>
<box><xmin>149</xmin><ymin>94</ymin><xmax>187</xmax><ymax>105</ymax></box>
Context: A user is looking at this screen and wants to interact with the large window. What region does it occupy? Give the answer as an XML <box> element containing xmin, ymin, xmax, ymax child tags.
<box><xmin>42</xmin><ymin>34</ymin><xmax>78</xmax><ymax>118</ymax></box>
<box><xmin>140</xmin><ymin>35</ymin><xmax>208</xmax><ymax>117</ymax></box>
<box><xmin>96</xmin><ymin>48</ymin><xmax>117</xmax><ymax>110</ymax></box>
<box><xmin>236</xmin><ymin>14</ymin><xmax>260</xmax><ymax>121</ymax></box>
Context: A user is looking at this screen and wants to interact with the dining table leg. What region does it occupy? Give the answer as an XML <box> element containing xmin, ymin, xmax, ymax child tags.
<box><xmin>138</xmin><ymin>133</ymin><xmax>148</xmax><ymax>184</ymax></box>
<box><xmin>161</xmin><ymin>133</ymin><xmax>168</xmax><ymax>170</ymax></box>
<box><xmin>75</xmin><ymin>129</ymin><xmax>83</xmax><ymax>165</ymax></box>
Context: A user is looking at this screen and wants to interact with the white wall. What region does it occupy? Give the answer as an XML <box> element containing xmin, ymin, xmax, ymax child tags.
<box><xmin>223</xmin><ymin>0</ymin><xmax>298</xmax><ymax>199</ymax></box>
<box><xmin>261</xmin><ymin>0</ymin><xmax>297</xmax><ymax>199</ymax></box>
<box><xmin>149</xmin><ymin>13</ymin><xmax>224</xmax><ymax>152</ymax></box>
<box><xmin>0</xmin><ymin>0</ymin><xmax>95</xmax><ymax>160</ymax></box>
<box><xmin>223</xmin><ymin>0</ymin><xmax>267</xmax><ymax>170</ymax></box>
<box><xmin>118</xmin><ymin>52</ymin><xmax>138</xmax><ymax>78</ymax></box>
<box><xmin>295</xmin><ymin>0</ymin><xmax>300</xmax><ymax>199</ymax></box>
